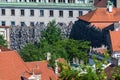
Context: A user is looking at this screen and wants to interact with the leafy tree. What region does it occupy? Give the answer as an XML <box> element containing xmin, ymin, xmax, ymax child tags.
<box><xmin>0</xmin><ymin>35</ymin><xmax>7</xmax><ymax>47</ymax></box>
<box><xmin>41</xmin><ymin>20</ymin><xmax>62</xmax><ymax>44</ymax></box>
<box><xmin>55</xmin><ymin>39</ymin><xmax>90</xmax><ymax>64</ymax></box>
<box><xmin>60</xmin><ymin>50</ymin><xmax>110</xmax><ymax>80</ymax></box>
<box><xmin>19</xmin><ymin>20</ymin><xmax>90</xmax><ymax>66</ymax></box>
<box><xmin>19</xmin><ymin>43</ymin><xmax>45</xmax><ymax>61</ymax></box>
<box><xmin>70</xmin><ymin>20</ymin><xmax>106</xmax><ymax>47</ymax></box>
<box><xmin>112</xmin><ymin>66</ymin><xmax>120</xmax><ymax>80</ymax></box>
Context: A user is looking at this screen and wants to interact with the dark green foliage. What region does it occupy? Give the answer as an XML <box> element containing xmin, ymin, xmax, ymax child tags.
<box><xmin>70</xmin><ymin>20</ymin><xmax>106</xmax><ymax>47</ymax></box>
<box><xmin>0</xmin><ymin>35</ymin><xmax>7</xmax><ymax>47</ymax></box>
<box><xmin>55</xmin><ymin>39</ymin><xmax>90</xmax><ymax>64</ymax></box>
<box><xmin>112</xmin><ymin>66</ymin><xmax>120</xmax><ymax>80</ymax></box>
<box><xmin>19</xmin><ymin>20</ymin><xmax>90</xmax><ymax>66</ymax></box>
<box><xmin>19</xmin><ymin>43</ymin><xmax>45</xmax><ymax>61</ymax></box>
<box><xmin>41</xmin><ymin>20</ymin><xmax>62</xmax><ymax>44</ymax></box>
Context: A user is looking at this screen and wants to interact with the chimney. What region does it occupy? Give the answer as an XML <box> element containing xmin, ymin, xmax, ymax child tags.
<box><xmin>107</xmin><ymin>1</ymin><xmax>113</xmax><ymax>13</ymax></box>
<box><xmin>32</xmin><ymin>68</ymin><xmax>35</xmax><ymax>75</ymax></box>
<box><xmin>46</xmin><ymin>52</ymin><xmax>51</xmax><ymax>61</ymax></box>
<box><xmin>108</xmin><ymin>5</ymin><xmax>112</xmax><ymax>13</ymax></box>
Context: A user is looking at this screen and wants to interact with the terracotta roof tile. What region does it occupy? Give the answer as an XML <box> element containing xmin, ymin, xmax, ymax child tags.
<box><xmin>0</xmin><ymin>50</ymin><xmax>58</xmax><ymax>80</ymax></box>
<box><xmin>0</xmin><ymin>50</ymin><xmax>30</xmax><ymax>80</ymax></box>
<box><xmin>26</xmin><ymin>61</ymin><xmax>58</xmax><ymax>80</ymax></box>
<box><xmin>78</xmin><ymin>8</ymin><xmax>120</xmax><ymax>23</ymax></box>
<box><xmin>91</xmin><ymin>23</ymin><xmax>112</xmax><ymax>29</ymax></box>
<box><xmin>110</xmin><ymin>30</ymin><xmax>120</xmax><ymax>52</ymax></box>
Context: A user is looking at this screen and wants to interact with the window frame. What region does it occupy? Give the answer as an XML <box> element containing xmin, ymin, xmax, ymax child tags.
<box><xmin>30</xmin><ymin>22</ymin><xmax>34</xmax><ymax>26</ymax></box>
<box><xmin>20</xmin><ymin>9</ymin><xmax>25</xmax><ymax>16</ymax></box>
<box><xmin>69</xmin><ymin>11</ymin><xmax>73</xmax><ymax>17</ymax></box>
<box><xmin>40</xmin><ymin>10</ymin><xmax>44</xmax><ymax>17</ymax></box>
<box><xmin>59</xmin><ymin>10</ymin><xmax>63</xmax><ymax>17</ymax></box>
<box><xmin>20</xmin><ymin>22</ymin><xmax>25</xmax><ymax>26</ymax></box>
<box><xmin>1</xmin><ymin>9</ymin><xmax>5</xmax><ymax>16</ymax></box>
<box><xmin>49</xmin><ymin>10</ymin><xmax>54</xmax><ymax>17</ymax></box>
<box><xmin>79</xmin><ymin>11</ymin><xmax>83</xmax><ymax>16</ymax></box>
<box><xmin>1</xmin><ymin>21</ymin><xmax>6</xmax><ymax>26</ymax></box>
<box><xmin>11</xmin><ymin>9</ymin><xmax>15</xmax><ymax>16</ymax></box>
<box><xmin>11</xmin><ymin>21</ymin><xmax>15</xmax><ymax>26</ymax></box>
<box><xmin>30</xmin><ymin>9</ymin><xmax>34</xmax><ymax>16</ymax></box>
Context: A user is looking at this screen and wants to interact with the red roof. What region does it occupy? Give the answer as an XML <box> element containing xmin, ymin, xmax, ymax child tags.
<box><xmin>0</xmin><ymin>50</ymin><xmax>58</xmax><ymax>80</ymax></box>
<box><xmin>91</xmin><ymin>23</ymin><xmax>112</xmax><ymax>29</ymax></box>
<box><xmin>26</xmin><ymin>61</ymin><xmax>58</xmax><ymax>80</ymax></box>
<box><xmin>0</xmin><ymin>50</ymin><xmax>30</xmax><ymax>80</ymax></box>
<box><xmin>78</xmin><ymin>8</ymin><xmax>120</xmax><ymax>23</ymax></box>
<box><xmin>109</xmin><ymin>30</ymin><xmax>120</xmax><ymax>52</ymax></box>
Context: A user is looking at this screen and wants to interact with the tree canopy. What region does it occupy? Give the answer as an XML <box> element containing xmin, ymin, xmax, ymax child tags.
<box><xmin>19</xmin><ymin>20</ymin><xmax>90</xmax><ymax>65</ymax></box>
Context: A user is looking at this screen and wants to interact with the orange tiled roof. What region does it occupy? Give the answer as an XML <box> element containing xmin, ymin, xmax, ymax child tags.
<box><xmin>94</xmin><ymin>0</ymin><xmax>108</xmax><ymax>7</ymax></box>
<box><xmin>91</xmin><ymin>23</ymin><xmax>112</xmax><ymax>29</ymax></box>
<box><xmin>78</xmin><ymin>8</ymin><xmax>120</xmax><ymax>23</ymax></box>
<box><xmin>26</xmin><ymin>61</ymin><xmax>58</xmax><ymax>80</ymax></box>
<box><xmin>110</xmin><ymin>30</ymin><xmax>120</xmax><ymax>52</ymax></box>
<box><xmin>0</xmin><ymin>50</ymin><xmax>30</xmax><ymax>80</ymax></box>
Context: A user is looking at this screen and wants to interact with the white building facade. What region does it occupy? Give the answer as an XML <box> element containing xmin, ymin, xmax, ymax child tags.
<box><xmin>0</xmin><ymin>0</ymin><xmax>94</xmax><ymax>47</ymax></box>
<box><xmin>0</xmin><ymin>0</ymin><xmax>94</xmax><ymax>26</ymax></box>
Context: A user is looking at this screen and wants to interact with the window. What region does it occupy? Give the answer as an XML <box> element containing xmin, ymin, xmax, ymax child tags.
<box><xmin>20</xmin><ymin>22</ymin><xmax>25</xmax><ymax>26</ymax></box>
<box><xmin>49</xmin><ymin>0</ymin><xmax>55</xmax><ymax>3</ymax></box>
<box><xmin>89</xmin><ymin>0</ymin><xmax>93</xmax><ymax>3</ymax></box>
<box><xmin>29</xmin><ymin>0</ymin><xmax>36</xmax><ymax>2</ymax></box>
<box><xmin>40</xmin><ymin>10</ymin><xmax>44</xmax><ymax>17</ymax></box>
<box><xmin>68</xmin><ymin>0</ymin><xmax>75</xmax><ymax>3</ymax></box>
<box><xmin>1</xmin><ymin>9</ymin><xmax>5</xmax><ymax>15</ymax></box>
<box><xmin>40</xmin><ymin>22</ymin><xmax>44</xmax><ymax>25</ymax></box>
<box><xmin>11</xmin><ymin>9</ymin><xmax>15</xmax><ymax>16</ymax></box>
<box><xmin>79</xmin><ymin>0</ymin><xmax>84</xmax><ymax>3</ymax></box>
<box><xmin>79</xmin><ymin>11</ymin><xmax>83</xmax><ymax>16</ymax></box>
<box><xmin>59</xmin><ymin>10</ymin><xmax>63</xmax><ymax>17</ymax></box>
<box><xmin>30</xmin><ymin>22</ymin><xmax>34</xmax><ymax>26</ymax></box>
<box><xmin>58</xmin><ymin>0</ymin><xmax>65</xmax><ymax>3</ymax></box>
<box><xmin>30</xmin><ymin>10</ymin><xmax>34</xmax><ymax>16</ymax></box>
<box><xmin>1</xmin><ymin>21</ymin><xmax>6</xmax><ymax>26</ymax></box>
<box><xmin>49</xmin><ymin>10</ymin><xmax>54</xmax><ymax>17</ymax></box>
<box><xmin>69</xmin><ymin>11</ymin><xmax>73</xmax><ymax>17</ymax></box>
<box><xmin>21</xmin><ymin>9</ymin><xmax>24</xmax><ymax>16</ymax></box>
<box><xmin>11</xmin><ymin>21</ymin><xmax>15</xmax><ymax>26</ymax></box>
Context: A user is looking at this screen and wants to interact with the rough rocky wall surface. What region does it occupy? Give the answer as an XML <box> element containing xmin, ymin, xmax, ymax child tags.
<box><xmin>10</xmin><ymin>22</ymin><xmax>73</xmax><ymax>50</ymax></box>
